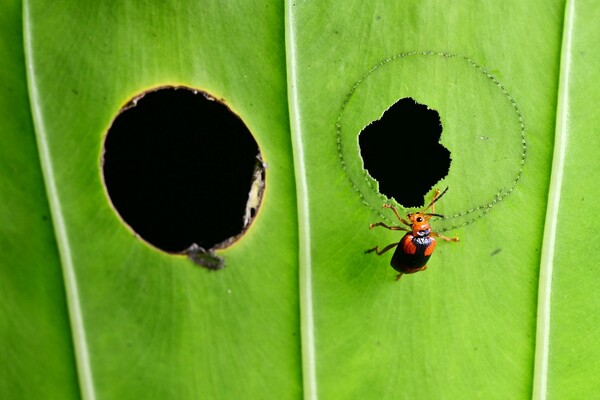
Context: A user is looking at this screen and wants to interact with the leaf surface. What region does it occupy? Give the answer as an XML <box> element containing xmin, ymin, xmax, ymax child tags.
<box><xmin>286</xmin><ymin>1</ymin><xmax>561</xmax><ymax>398</ymax></box>
<box><xmin>0</xmin><ymin>0</ymin><xmax>79</xmax><ymax>397</ymax></box>
<box><xmin>3</xmin><ymin>0</ymin><xmax>600</xmax><ymax>399</ymax></box>
<box><xmin>534</xmin><ymin>1</ymin><xmax>600</xmax><ymax>398</ymax></box>
<box><xmin>21</xmin><ymin>1</ymin><xmax>300</xmax><ymax>399</ymax></box>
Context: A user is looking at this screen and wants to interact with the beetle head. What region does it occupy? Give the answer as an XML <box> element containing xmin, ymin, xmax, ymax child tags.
<box><xmin>407</xmin><ymin>211</ymin><xmax>443</xmax><ymax>228</ymax></box>
<box><xmin>407</xmin><ymin>212</ymin><xmax>429</xmax><ymax>224</ymax></box>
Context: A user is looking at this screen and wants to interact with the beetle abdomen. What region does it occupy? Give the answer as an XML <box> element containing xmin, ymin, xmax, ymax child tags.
<box><xmin>390</xmin><ymin>234</ymin><xmax>436</xmax><ymax>274</ymax></box>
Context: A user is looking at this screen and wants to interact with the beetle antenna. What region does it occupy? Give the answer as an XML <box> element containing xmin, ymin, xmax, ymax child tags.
<box><xmin>425</xmin><ymin>213</ymin><xmax>445</xmax><ymax>218</ymax></box>
<box><xmin>424</xmin><ymin>187</ymin><xmax>449</xmax><ymax>211</ymax></box>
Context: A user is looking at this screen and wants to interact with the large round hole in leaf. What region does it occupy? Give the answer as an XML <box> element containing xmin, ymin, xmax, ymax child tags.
<box><xmin>102</xmin><ymin>87</ymin><xmax>264</xmax><ymax>268</ymax></box>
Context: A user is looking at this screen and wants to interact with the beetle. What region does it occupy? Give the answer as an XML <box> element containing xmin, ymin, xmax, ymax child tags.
<box><xmin>365</xmin><ymin>187</ymin><xmax>459</xmax><ymax>280</ymax></box>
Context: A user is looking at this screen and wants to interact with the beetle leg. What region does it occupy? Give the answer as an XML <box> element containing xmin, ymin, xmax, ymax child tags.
<box><xmin>426</xmin><ymin>188</ymin><xmax>442</xmax><ymax>213</ymax></box>
<box><xmin>382</xmin><ymin>204</ymin><xmax>411</xmax><ymax>226</ymax></box>
<box><xmin>431</xmin><ymin>189</ymin><xmax>440</xmax><ymax>213</ymax></box>
<box><xmin>365</xmin><ymin>242</ymin><xmax>399</xmax><ymax>255</ymax></box>
<box><xmin>431</xmin><ymin>232</ymin><xmax>460</xmax><ymax>242</ymax></box>
<box><xmin>396</xmin><ymin>273</ymin><xmax>403</xmax><ymax>281</ymax></box>
<box><xmin>369</xmin><ymin>222</ymin><xmax>408</xmax><ymax>231</ymax></box>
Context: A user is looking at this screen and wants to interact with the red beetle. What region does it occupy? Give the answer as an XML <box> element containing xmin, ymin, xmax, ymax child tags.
<box><xmin>366</xmin><ymin>187</ymin><xmax>459</xmax><ymax>280</ymax></box>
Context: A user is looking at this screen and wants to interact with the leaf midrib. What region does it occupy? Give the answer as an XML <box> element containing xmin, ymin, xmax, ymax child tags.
<box><xmin>533</xmin><ymin>0</ymin><xmax>575</xmax><ymax>398</ymax></box>
<box><xmin>23</xmin><ymin>2</ymin><xmax>93</xmax><ymax>399</ymax></box>
<box><xmin>284</xmin><ymin>2</ymin><xmax>317</xmax><ymax>400</ymax></box>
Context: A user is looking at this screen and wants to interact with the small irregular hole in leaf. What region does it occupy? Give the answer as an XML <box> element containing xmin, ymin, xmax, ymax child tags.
<box><xmin>102</xmin><ymin>86</ymin><xmax>265</xmax><ymax>269</ymax></box>
<box><xmin>359</xmin><ymin>98</ymin><xmax>451</xmax><ymax>208</ymax></box>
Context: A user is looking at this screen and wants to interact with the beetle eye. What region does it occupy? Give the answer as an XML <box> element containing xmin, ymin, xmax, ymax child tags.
<box><xmin>416</xmin><ymin>217</ymin><xmax>423</xmax><ymax>222</ymax></box>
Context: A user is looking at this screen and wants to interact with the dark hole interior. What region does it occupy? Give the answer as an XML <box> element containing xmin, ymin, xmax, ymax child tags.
<box><xmin>358</xmin><ymin>98</ymin><xmax>451</xmax><ymax>208</ymax></box>
<box><xmin>102</xmin><ymin>87</ymin><xmax>260</xmax><ymax>253</ymax></box>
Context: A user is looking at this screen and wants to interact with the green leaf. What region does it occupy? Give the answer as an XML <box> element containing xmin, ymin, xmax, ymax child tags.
<box><xmin>285</xmin><ymin>0</ymin><xmax>565</xmax><ymax>398</ymax></box>
<box><xmin>3</xmin><ymin>0</ymin><xmax>600</xmax><ymax>399</ymax></box>
<box><xmin>0</xmin><ymin>0</ymin><xmax>79</xmax><ymax>397</ymax></box>
<box><xmin>535</xmin><ymin>1</ymin><xmax>600</xmax><ymax>398</ymax></box>
<box><xmin>19</xmin><ymin>1</ymin><xmax>300</xmax><ymax>399</ymax></box>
